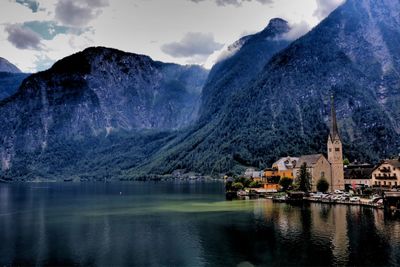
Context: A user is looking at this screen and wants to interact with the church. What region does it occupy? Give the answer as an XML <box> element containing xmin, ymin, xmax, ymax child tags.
<box><xmin>291</xmin><ymin>96</ymin><xmax>345</xmax><ymax>192</ymax></box>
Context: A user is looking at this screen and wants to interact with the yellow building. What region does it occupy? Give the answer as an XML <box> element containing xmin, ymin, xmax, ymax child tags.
<box><xmin>371</xmin><ymin>159</ymin><xmax>400</xmax><ymax>188</ymax></box>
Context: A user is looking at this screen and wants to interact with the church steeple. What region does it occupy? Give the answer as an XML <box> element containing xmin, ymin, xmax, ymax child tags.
<box><xmin>327</xmin><ymin>94</ymin><xmax>344</xmax><ymax>191</ymax></box>
<box><xmin>329</xmin><ymin>95</ymin><xmax>340</xmax><ymax>141</ymax></box>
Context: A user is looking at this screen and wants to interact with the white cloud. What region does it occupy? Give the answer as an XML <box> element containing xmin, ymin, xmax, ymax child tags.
<box><xmin>55</xmin><ymin>0</ymin><xmax>109</xmax><ymax>27</ymax></box>
<box><xmin>313</xmin><ymin>0</ymin><xmax>345</xmax><ymax>20</ymax></box>
<box><xmin>161</xmin><ymin>32</ymin><xmax>223</xmax><ymax>59</ymax></box>
<box><xmin>278</xmin><ymin>21</ymin><xmax>310</xmax><ymax>41</ymax></box>
<box><xmin>189</xmin><ymin>0</ymin><xmax>273</xmax><ymax>7</ymax></box>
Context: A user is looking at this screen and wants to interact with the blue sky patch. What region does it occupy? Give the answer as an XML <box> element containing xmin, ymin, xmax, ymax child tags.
<box><xmin>23</xmin><ymin>21</ymin><xmax>86</xmax><ymax>40</ymax></box>
<box><xmin>15</xmin><ymin>0</ymin><xmax>40</xmax><ymax>13</ymax></box>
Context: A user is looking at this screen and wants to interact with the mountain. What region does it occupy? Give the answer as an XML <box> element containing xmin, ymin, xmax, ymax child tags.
<box><xmin>0</xmin><ymin>58</ymin><xmax>27</xmax><ymax>100</ymax></box>
<box><xmin>0</xmin><ymin>47</ymin><xmax>208</xmax><ymax>180</ymax></box>
<box><xmin>0</xmin><ymin>72</ymin><xmax>30</xmax><ymax>100</ymax></box>
<box><xmin>138</xmin><ymin>0</ymin><xmax>400</xmax><ymax>175</ymax></box>
<box><xmin>0</xmin><ymin>57</ymin><xmax>21</xmax><ymax>73</ymax></box>
<box><xmin>199</xmin><ymin>18</ymin><xmax>291</xmax><ymax>122</ymax></box>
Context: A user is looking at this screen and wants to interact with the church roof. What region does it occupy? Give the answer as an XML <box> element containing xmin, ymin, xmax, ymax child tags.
<box><xmin>296</xmin><ymin>154</ymin><xmax>325</xmax><ymax>167</ymax></box>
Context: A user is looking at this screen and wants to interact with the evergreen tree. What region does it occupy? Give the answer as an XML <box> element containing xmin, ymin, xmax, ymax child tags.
<box><xmin>297</xmin><ymin>163</ymin><xmax>311</xmax><ymax>192</ymax></box>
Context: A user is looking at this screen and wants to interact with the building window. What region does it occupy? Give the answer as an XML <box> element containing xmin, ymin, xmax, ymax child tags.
<box><xmin>389</xmin><ymin>182</ymin><xmax>392</xmax><ymax>186</ymax></box>
<box><xmin>335</xmin><ymin>148</ymin><xmax>340</xmax><ymax>151</ymax></box>
<box><xmin>384</xmin><ymin>181</ymin><xmax>386</xmax><ymax>186</ymax></box>
<box><xmin>375</xmin><ymin>181</ymin><xmax>378</xmax><ymax>185</ymax></box>
<box><xmin>329</xmin><ymin>148</ymin><xmax>332</xmax><ymax>152</ymax></box>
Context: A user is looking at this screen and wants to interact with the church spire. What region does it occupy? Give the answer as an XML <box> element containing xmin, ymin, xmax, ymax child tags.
<box><xmin>330</xmin><ymin>95</ymin><xmax>340</xmax><ymax>141</ymax></box>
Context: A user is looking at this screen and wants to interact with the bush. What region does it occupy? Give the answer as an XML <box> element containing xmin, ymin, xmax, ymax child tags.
<box><xmin>232</xmin><ymin>182</ymin><xmax>244</xmax><ymax>191</ymax></box>
<box><xmin>249</xmin><ymin>181</ymin><xmax>262</xmax><ymax>188</ymax></box>
<box><xmin>317</xmin><ymin>178</ymin><xmax>329</xmax><ymax>193</ymax></box>
<box><xmin>279</xmin><ymin>177</ymin><xmax>293</xmax><ymax>191</ymax></box>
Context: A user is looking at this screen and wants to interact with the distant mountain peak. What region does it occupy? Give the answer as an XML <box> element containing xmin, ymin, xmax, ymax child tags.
<box><xmin>262</xmin><ymin>18</ymin><xmax>290</xmax><ymax>35</ymax></box>
<box><xmin>0</xmin><ymin>57</ymin><xmax>21</xmax><ymax>73</ymax></box>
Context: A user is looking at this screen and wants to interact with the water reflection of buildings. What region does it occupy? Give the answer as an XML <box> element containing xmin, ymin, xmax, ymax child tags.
<box><xmin>253</xmin><ymin>202</ymin><xmax>374</xmax><ymax>266</ymax></box>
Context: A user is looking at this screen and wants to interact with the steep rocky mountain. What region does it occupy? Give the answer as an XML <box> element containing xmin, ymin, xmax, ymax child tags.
<box><xmin>199</xmin><ymin>18</ymin><xmax>291</xmax><ymax>122</ymax></box>
<box><xmin>139</xmin><ymin>0</ymin><xmax>400</xmax><ymax>175</ymax></box>
<box><xmin>0</xmin><ymin>72</ymin><xmax>30</xmax><ymax>100</ymax></box>
<box><xmin>0</xmin><ymin>57</ymin><xmax>21</xmax><ymax>73</ymax></box>
<box><xmin>0</xmin><ymin>47</ymin><xmax>208</xmax><ymax>178</ymax></box>
<box><xmin>0</xmin><ymin>58</ymin><xmax>28</xmax><ymax>100</ymax></box>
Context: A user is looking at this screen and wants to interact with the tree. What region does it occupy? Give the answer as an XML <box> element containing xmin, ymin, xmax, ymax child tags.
<box><xmin>343</xmin><ymin>158</ymin><xmax>350</xmax><ymax>166</ymax></box>
<box><xmin>279</xmin><ymin>177</ymin><xmax>293</xmax><ymax>191</ymax></box>
<box><xmin>316</xmin><ymin>178</ymin><xmax>329</xmax><ymax>193</ymax></box>
<box><xmin>232</xmin><ymin>182</ymin><xmax>244</xmax><ymax>191</ymax></box>
<box><xmin>297</xmin><ymin>163</ymin><xmax>311</xmax><ymax>192</ymax></box>
<box><xmin>249</xmin><ymin>180</ymin><xmax>262</xmax><ymax>188</ymax></box>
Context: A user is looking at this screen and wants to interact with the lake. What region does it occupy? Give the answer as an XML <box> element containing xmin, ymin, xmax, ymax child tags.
<box><xmin>1</xmin><ymin>182</ymin><xmax>400</xmax><ymax>266</ymax></box>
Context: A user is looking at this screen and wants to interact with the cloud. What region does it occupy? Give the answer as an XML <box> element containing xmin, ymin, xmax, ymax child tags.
<box><xmin>313</xmin><ymin>0</ymin><xmax>345</xmax><ymax>20</ymax></box>
<box><xmin>189</xmin><ymin>0</ymin><xmax>273</xmax><ymax>7</ymax></box>
<box><xmin>278</xmin><ymin>21</ymin><xmax>310</xmax><ymax>41</ymax></box>
<box><xmin>34</xmin><ymin>54</ymin><xmax>55</xmax><ymax>71</ymax></box>
<box><xmin>15</xmin><ymin>0</ymin><xmax>40</xmax><ymax>13</ymax></box>
<box><xmin>5</xmin><ymin>24</ymin><xmax>42</xmax><ymax>50</ymax></box>
<box><xmin>55</xmin><ymin>0</ymin><xmax>109</xmax><ymax>27</ymax></box>
<box><xmin>161</xmin><ymin>32</ymin><xmax>224</xmax><ymax>59</ymax></box>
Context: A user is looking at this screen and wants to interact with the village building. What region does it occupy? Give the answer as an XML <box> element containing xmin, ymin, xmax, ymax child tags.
<box><xmin>344</xmin><ymin>164</ymin><xmax>374</xmax><ymax>190</ymax></box>
<box><xmin>293</xmin><ymin>154</ymin><xmax>332</xmax><ymax>191</ymax></box>
<box><xmin>244</xmin><ymin>168</ymin><xmax>262</xmax><ymax>179</ymax></box>
<box><xmin>272</xmin><ymin>157</ymin><xmax>299</xmax><ymax>172</ymax></box>
<box><xmin>371</xmin><ymin>159</ymin><xmax>400</xmax><ymax>189</ymax></box>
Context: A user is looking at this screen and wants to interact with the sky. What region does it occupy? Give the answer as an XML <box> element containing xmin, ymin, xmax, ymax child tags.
<box><xmin>0</xmin><ymin>0</ymin><xmax>344</xmax><ymax>73</ymax></box>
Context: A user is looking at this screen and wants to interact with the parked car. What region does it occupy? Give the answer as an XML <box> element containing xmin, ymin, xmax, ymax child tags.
<box><xmin>334</xmin><ymin>190</ymin><xmax>344</xmax><ymax>194</ymax></box>
<box><xmin>350</xmin><ymin>197</ymin><xmax>360</xmax><ymax>202</ymax></box>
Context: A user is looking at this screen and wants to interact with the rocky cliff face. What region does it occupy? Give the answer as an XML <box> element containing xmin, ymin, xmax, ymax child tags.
<box><xmin>199</xmin><ymin>18</ymin><xmax>291</xmax><ymax>122</ymax></box>
<box><xmin>0</xmin><ymin>47</ymin><xmax>208</xmax><ymax>173</ymax></box>
<box><xmin>139</xmin><ymin>0</ymin><xmax>400</xmax><ymax>175</ymax></box>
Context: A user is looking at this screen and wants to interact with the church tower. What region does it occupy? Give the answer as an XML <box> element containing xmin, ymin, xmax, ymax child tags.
<box><xmin>327</xmin><ymin>95</ymin><xmax>344</xmax><ymax>191</ymax></box>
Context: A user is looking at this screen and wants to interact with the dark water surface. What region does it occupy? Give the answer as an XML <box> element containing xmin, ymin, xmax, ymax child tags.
<box><xmin>1</xmin><ymin>182</ymin><xmax>400</xmax><ymax>267</ymax></box>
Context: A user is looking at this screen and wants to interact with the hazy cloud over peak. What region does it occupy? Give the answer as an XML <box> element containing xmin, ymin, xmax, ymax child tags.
<box><xmin>313</xmin><ymin>0</ymin><xmax>344</xmax><ymax>19</ymax></box>
<box><xmin>161</xmin><ymin>32</ymin><xmax>224</xmax><ymax>60</ymax></box>
<box><xmin>190</xmin><ymin>0</ymin><xmax>273</xmax><ymax>7</ymax></box>
<box><xmin>5</xmin><ymin>24</ymin><xmax>42</xmax><ymax>50</ymax></box>
<box><xmin>278</xmin><ymin>21</ymin><xmax>310</xmax><ymax>41</ymax></box>
<box><xmin>55</xmin><ymin>0</ymin><xmax>109</xmax><ymax>27</ymax></box>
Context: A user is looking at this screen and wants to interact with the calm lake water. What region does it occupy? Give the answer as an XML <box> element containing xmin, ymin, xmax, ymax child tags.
<box><xmin>1</xmin><ymin>182</ymin><xmax>400</xmax><ymax>267</ymax></box>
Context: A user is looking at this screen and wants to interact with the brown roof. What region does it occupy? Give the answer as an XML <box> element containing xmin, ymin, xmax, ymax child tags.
<box><xmin>296</xmin><ymin>154</ymin><xmax>324</xmax><ymax>167</ymax></box>
<box><xmin>386</xmin><ymin>159</ymin><xmax>400</xmax><ymax>168</ymax></box>
<box><xmin>344</xmin><ymin>164</ymin><xmax>374</xmax><ymax>180</ymax></box>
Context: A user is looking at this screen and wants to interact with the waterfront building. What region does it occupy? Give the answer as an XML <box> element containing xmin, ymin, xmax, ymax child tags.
<box><xmin>272</xmin><ymin>157</ymin><xmax>299</xmax><ymax>172</ymax></box>
<box><xmin>344</xmin><ymin>164</ymin><xmax>374</xmax><ymax>190</ymax></box>
<box><xmin>293</xmin><ymin>154</ymin><xmax>332</xmax><ymax>191</ymax></box>
<box><xmin>371</xmin><ymin>159</ymin><xmax>400</xmax><ymax>189</ymax></box>
<box><xmin>244</xmin><ymin>168</ymin><xmax>262</xmax><ymax>179</ymax></box>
